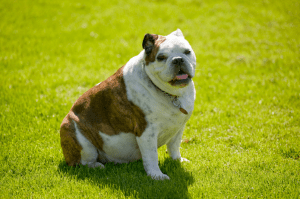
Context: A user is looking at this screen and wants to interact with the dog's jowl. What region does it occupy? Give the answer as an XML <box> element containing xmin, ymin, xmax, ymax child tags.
<box><xmin>60</xmin><ymin>29</ymin><xmax>196</xmax><ymax>180</ymax></box>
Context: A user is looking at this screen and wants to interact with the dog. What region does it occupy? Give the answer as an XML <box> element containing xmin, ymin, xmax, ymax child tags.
<box><xmin>60</xmin><ymin>29</ymin><xmax>196</xmax><ymax>180</ymax></box>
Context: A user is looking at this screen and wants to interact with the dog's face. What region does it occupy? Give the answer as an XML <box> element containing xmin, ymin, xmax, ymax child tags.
<box><xmin>142</xmin><ymin>29</ymin><xmax>196</xmax><ymax>96</ymax></box>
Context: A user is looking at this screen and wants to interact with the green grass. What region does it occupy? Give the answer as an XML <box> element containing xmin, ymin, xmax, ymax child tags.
<box><xmin>1</xmin><ymin>0</ymin><xmax>300</xmax><ymax>198</ymax></box>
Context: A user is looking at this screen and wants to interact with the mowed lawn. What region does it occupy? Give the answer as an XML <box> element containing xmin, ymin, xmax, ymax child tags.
<box><xmin>1</xmin><ymin>0</ymin><xmax>300</xmax><ymax>198</ymax></box>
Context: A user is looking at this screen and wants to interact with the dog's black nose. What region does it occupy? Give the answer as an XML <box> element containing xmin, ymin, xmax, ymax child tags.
<box><xmin>172</xmin><ymin>57</ymin><xmax>184</xmax><ymax>65</ymax></box>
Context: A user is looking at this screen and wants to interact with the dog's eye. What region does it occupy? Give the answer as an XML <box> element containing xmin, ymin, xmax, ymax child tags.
<box><xmin>157</xmin><ymin>55</ymin><xmax>166</xmax><ymax>61</ymax></box>
<box><xmin>184</xmin><ymin>50</ymin><xmax>191</xmax><ymax>55</ymax></box>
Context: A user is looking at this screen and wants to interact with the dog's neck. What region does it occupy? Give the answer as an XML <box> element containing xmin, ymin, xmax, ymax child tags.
<box><xmin>148</xmin><ymin>75</ymin><xmax>188</xmax><ymax>115</ymax></box>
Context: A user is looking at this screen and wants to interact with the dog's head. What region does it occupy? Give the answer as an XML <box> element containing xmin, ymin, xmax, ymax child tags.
<box><xmin>142</xmin><ymin>29</ymin><xmax>196</xmax><ymax>96</ymax></box>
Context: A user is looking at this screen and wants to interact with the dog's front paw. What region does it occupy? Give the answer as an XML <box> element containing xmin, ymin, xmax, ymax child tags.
<box><xmin>180</xmin><ymin>157</ymin><xmax>190</xmax><ymax>162</ymax></box>
<box><xmin>148</xmin><ymin>171</ymin><xmax>170</xmax><ymax>180</ymax></box>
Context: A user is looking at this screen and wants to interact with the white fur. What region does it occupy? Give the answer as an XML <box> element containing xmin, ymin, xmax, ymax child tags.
<box><xmin>98</xmin><ymin>132</ymin><xmax>142</xmax><ymax>163</ymax></box>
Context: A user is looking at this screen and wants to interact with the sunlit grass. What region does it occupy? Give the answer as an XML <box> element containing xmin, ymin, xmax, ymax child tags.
<box><xmin>0</xmin><ymin>0</ymin><xmax>299</xmax><ymax>198</ymax></box>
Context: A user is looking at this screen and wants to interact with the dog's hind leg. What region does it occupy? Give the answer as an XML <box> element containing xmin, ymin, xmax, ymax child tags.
<box><xmin>73</xmin><ymin>121</ymin><xmax>105</xmax><ymax>168</ymax></box>
<box><xmin>60</xmin><ymin>116</ymin><xmax>82</xmax><ymax>167</ymax></box>
<box><xmin>60</xmin><ymin>115</ymin><xmax>104</xmax><ymax>168</ymax></box>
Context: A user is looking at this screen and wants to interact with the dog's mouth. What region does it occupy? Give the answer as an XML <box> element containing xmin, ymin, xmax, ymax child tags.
<box><xmin>168</xmin><ymin>70</ymin><xmax>191</xmax><ymax>88</ymax></box>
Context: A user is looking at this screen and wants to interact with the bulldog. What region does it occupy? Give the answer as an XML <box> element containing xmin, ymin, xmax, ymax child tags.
<box><xmin>60</xmin><ymin>29</ymin><xmax>196</xmax><ymax>180</ymax></box>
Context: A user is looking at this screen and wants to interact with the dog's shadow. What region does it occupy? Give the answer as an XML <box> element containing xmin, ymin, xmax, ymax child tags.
<box><xmin>58</xmin><ymin>157</ymin><xmax>194</xmax><ymax>198</ymax></box>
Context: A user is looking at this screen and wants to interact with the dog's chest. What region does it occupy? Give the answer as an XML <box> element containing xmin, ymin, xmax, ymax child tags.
<box><xmin>146</xmin><ymin>106</ymin><xmax>188</xmax><ymax>147</ymax></box>
<box><xmin>124</xmin><ymin>78</ymin><xmax>193</xmax><ymax>147</ymax></box>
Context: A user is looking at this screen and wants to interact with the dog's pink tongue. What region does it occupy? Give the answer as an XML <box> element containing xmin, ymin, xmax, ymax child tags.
<box><xmin>176</xmin><ymin>74</ymin><xmax>188</xmax><ymax>80</ymax></box>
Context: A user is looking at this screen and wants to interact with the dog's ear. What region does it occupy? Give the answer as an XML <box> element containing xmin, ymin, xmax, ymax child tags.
<box><xmin>169</xmin><ymin>29</ymin><xmax>184</xmax><ymax>38</ymax></box>
<box><xmin>142</xmin><ymin>34</ymin><xmax>158</xmax><ymax>56</ymax></box>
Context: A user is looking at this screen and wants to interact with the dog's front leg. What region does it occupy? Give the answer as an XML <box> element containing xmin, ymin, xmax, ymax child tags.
<box><xmin>136</xmin><ymin>127</ymin><xmax>170</xmax><ymax>180</ymax></box>
<box><xmin>167</xmin><ymin>126</ymin><xmax>189</xmax><ymax>162</ymax></box>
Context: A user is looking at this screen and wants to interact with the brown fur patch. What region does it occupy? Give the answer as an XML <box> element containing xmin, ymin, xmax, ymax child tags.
<box><xmin>60</xmin><ymin>115</ymin><xmax>82</xmax><ymax>166</ymax></box>
<box><xmin>145</xmin><ymin>35</ymin><xmax>166</xmax><ymax>65</ymax></box>
<box><xmin>60</xmin><ymin>65</ymin><xmax>147</xmax><ymax>166</ymax></box>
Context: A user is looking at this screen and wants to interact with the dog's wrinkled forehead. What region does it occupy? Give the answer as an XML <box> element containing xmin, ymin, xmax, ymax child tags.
<box><xmin>158</xmin><ymin>36</ymin><xmax>192</xmax><ymax>54</ymax></box>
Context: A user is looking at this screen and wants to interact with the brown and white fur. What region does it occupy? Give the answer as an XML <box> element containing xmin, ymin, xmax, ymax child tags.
<box><xmin>60</xmin><ymin>29</ymin><xmax>196</xmax><ymax>180</ymax></box>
